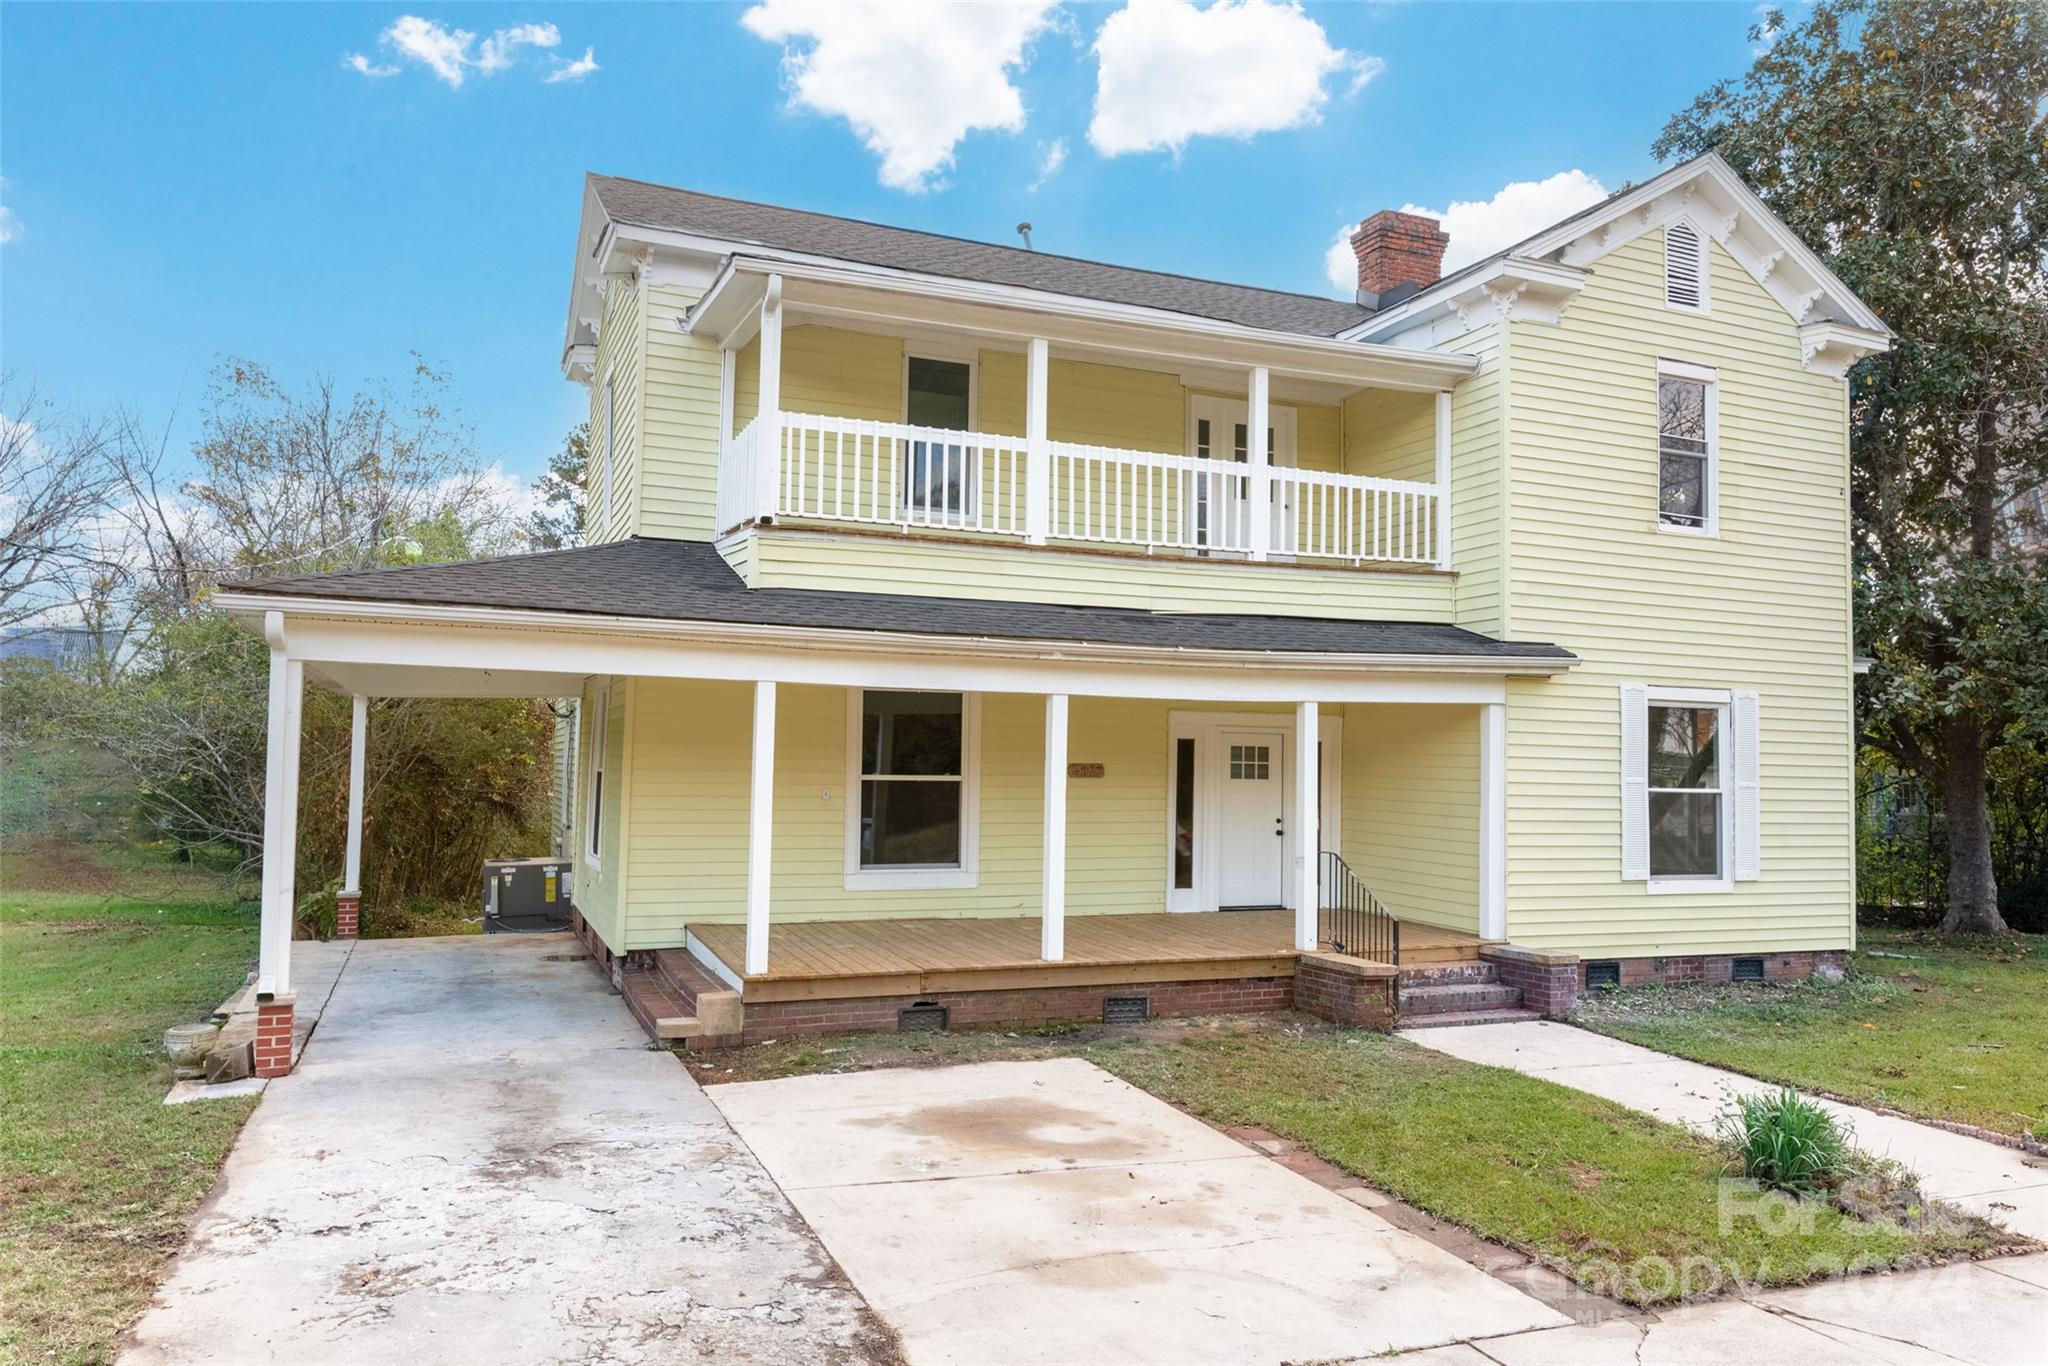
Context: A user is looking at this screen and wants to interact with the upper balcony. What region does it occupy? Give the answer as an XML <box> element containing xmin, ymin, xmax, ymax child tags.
<box><xmin>687</xmin><ymin>259</ymin><xmax>1477</xmax><ymax>577</ymax></box>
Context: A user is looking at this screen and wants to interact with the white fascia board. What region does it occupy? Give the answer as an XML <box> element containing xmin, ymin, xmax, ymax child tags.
<box><xmin>559</xmin><ymin>183</ymin><xmax>613</xmax><ymax>377</ymax></box>
<box><xmin>211</xmin><ymin>591</ymin><xmax>1575</xmax><ymax>696</ymax></box>
<box><xmin>1799</xmin><ymin>320</ymin><xmax>1893</xmax><ymax>378</ymax></box>
<box><xmin>651</xmin><ymin>241</ymin><xmax>1476</xmax><ymax>393</ymax></box>
<box><xmin>1342</xmin><ymin>256</ymin><xmax>1590</xmax><ymax>344</ymax></box>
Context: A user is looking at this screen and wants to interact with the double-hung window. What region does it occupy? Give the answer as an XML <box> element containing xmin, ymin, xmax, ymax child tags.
<box><xmin>847</xmin><ymin>690</ymin><xmax>979</xmax><ymax>889</ymax></box>
<box><xmin>904</xmin><ymin>355</ymin><xmax>974</xmax><ymax>521</ymax></box>
<box><xmin>1657</xmin><ymin>361</ymin><xmax>1717</xmax><ymax>534</ymax></box>
<box><xmin>1621</xmin><ymin>684</ymin><xmax>1760</xmax><ymax>892</ymax></box>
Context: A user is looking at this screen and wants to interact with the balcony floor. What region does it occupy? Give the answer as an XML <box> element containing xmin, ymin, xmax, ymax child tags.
<box><xmin>687</xmin><ymin>911</ymin><xmax>1483</xmax><ymax>1003</ymax></box>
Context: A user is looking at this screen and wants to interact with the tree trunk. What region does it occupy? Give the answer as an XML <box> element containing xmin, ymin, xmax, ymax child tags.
<box><xmin>1938</xmin><ymin>716</ymin><xmax>2008</xmax><ymax>935</ymax></box>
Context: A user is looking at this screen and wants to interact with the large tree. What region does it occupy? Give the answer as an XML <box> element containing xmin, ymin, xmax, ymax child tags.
<box><xmin>527</xmin><ymin>423</ymin><xmax>588</xmax><ymax>550</ymax></box>
<box><xmin>1658</xmin><ymin>0</ymin><xmax>2048</xmax><ymax>934</ymax></box>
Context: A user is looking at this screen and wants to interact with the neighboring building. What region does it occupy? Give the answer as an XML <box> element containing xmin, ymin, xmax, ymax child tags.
<box><xmin>0</xmin><ymin>623</ymin><xmax>120</xmax><ymax>670</ymax></box>
<box><xmin>217</xmin><ymin>152</ymin><xmax>1891</xmax><ymax>1062</ymax></box>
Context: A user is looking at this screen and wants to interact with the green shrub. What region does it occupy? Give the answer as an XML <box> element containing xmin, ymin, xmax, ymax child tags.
<box><xmin>1716</xmin><ymin>1086</ymin><xmax>1855</xmax><ymax>1194</ymax></box>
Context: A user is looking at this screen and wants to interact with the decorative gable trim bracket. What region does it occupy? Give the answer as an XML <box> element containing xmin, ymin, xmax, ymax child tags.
<box><xmin>1370</xmin><ymin>257</ymin><xmax>1588</xmax><ymax>348</ymax></box>
<box><xmin>563</xmin><ymin>343</ymin><xmax>598</xmax><ymax>387</ymax></box>
<box><xmin>1798</xmin><ymin>321</ymin><xmax>1891</xmax><ymax>378</ymax></box>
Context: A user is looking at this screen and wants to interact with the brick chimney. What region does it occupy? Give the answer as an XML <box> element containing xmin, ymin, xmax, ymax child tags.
<box><xmin>1350</xmin><ymin>210</ymin><xmax>1449</xmax><ymax>298</ymax></box>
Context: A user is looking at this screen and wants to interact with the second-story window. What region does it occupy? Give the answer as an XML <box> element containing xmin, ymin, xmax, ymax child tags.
<box><xmin>904</xmin><ymin>355</ymin><xmax>973</xmax><ymax>520</ymax></box>
<box><xmin>1657</xmin><ymin>361</ymin><xmax>1716</xmax><ymax>534</ymax></box>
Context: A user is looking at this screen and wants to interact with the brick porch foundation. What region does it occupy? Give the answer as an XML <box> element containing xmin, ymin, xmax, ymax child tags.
<box><xmin>1601</xmin><ymin>949</ymin><xmax>1848</xmax><ymax>989</ymax></box>
<box><xmin>335</xmin><ymin>892</ymin><xmax>360</xmax><ymax>940</ymax></box>
<box><xmin>1292</xmin><ymin>951</ymin><xmax>1398</xmax><ymax>1029</ymax></box>
<box><xmin>253</xmin><ymin>997</ymin><xmax>295</xmax><ymax>1077</ymax></box>
<box><xmin>1482</xmin><ymin>945</ymin><xmax>1581</xmax><ymax>1019</ymax></box>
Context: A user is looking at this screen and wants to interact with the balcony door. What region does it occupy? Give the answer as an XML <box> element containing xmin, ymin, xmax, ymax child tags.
<box><xmin>1185</xmin><ymin>396</ymin><xmax>1298</xmax><ymax>553</ymax></box>
<box><xmin>904</xmin><ymin>354</ymin><xmax>975</xmax><ymax>524</ymax></box>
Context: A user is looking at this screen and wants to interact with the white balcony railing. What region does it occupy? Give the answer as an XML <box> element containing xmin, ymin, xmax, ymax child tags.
<box><xmin>721</xmin><ymin>410</ymin><xmax>1444</xmax><ymax>568</ymax></box>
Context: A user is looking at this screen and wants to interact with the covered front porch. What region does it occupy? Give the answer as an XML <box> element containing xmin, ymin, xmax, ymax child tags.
<box><xmin>215</xmin><ymin>539</ymin><xmax>1574</xmax><ymax>1062</ymax></box>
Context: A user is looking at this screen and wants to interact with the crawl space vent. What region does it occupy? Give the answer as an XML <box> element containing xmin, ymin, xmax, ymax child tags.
<box><xmin>1585</xmin><ymin>961</ymin><xmax>1622</xmax><ymax>991</ymax></box>
<box><xmin>1102</xmin><ymin>995</ymin><xmax>1150</xmax><ymax>1025</ymax></box>
<box><xmin>1731</xmin><ymin>956</ymin><xmax>1766</xmax><ymax>983</ymax></box>
<box><xmin>897</xmin><ymin>1001</ymin><xmax>949</xmax><ymax>1033</ymax></box>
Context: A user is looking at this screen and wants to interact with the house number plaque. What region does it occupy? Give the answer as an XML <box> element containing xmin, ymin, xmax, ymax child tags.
<box><xmin>1067</xmin><ymin>762</ymin><xmax>1106</xmax><ymax>779</ymax></box>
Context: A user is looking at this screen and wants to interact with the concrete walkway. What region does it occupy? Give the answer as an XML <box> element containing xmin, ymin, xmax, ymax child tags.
<box><xmin>1390</xmin><ymin>1252</ymin><xmax>2047</xmax><ymax>1365</ymax></box>
<box><xmin>711</xmin><ymin>1058</ymin><xmax>1569</xmax><ymax>1366</ymax></box>
<box><xmin>1400</xmin><ymin>1019</ymin><xmax>2048</xmax><ymax>1242</ymax></box>
<box><xmin>121</xmin><ymin>936</ymin><xmax>897</xmax><ymax>1365</ymax></box>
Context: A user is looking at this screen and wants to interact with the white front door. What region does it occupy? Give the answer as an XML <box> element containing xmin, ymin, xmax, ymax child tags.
<box><xmin>1186</xmin><ymin>397</ymin><xmax>1298</xmax><ymax>553</ymax></box>
<box><xmin>1216</xmin><ymin>729</ymin><xmax>1287</xmax><ymax>907</ymax></box>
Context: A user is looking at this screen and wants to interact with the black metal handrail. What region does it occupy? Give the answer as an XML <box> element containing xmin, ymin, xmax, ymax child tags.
<box><xmin>1318</xmin><ymin>851</ymin><xmax>1400</xmax><ymax>965</ymax></box>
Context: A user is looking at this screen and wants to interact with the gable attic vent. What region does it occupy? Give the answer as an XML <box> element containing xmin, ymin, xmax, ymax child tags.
<box><xmin>1665</xmin><ymin>221</ymin><xmax>1707</xmax><ymax>311</ymax></box>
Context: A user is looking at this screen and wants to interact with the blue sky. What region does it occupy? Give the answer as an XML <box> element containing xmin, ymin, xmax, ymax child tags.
<box><xmin>1</xmin><ymin>2</ymin><xmax>1771</xmax><ymax>487</ymax></box>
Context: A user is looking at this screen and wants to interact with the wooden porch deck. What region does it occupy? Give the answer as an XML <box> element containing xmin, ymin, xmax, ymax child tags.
<box><xmin>687</xmin><ymin>911</ymin><xmax>1484</xmax><ymax>1004</ymax></box>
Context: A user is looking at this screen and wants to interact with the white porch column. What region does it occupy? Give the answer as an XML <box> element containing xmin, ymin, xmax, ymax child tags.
<box><xmin>1434</xmin><ymin>390</ymin><xmax>1454</xmax><ymax>570</ymax></box>
<box><xmin>1040</xmin><ymin>693</ymin><xmax>1068</xmax><ymax>961</ymax></box>
<box><xmin>1293</xmin><ymin>700</ymin><xmax>1319</xmax><ymax>951</ymax></box>
<box><xmin>342</xmin><ymin>694</ymin><xmax>367</xmax><ymax>896</ymax></box>
<box><xmin>1024</xmin><ymin>337</ymin><xmax>1050</xmax><ymax>545</ymax></box>
<box><xmin>1248</xmin><ymin>366</ymin><xmax>1271</xmax><ymax>561</ymax></box>
<box><xmin>257</xmin><ymin>612</ymin><xmax>301</xmax><ymax>998</ymax></box>
<box><xmin>745</xmin><ymin>680</ymin><xmax>777</xmax><ymax>976</ymax></box>
<box><xmin>719</xmin><ymin>344</ymin><xmax>736</xmax><ymax>447</ymax></box>
<box><xmin>1479</xmin><ymin>701</ymin><xmax>1506</xmax><ymax>941</ymax></box>
<box><xmin>754</xmin><ymin>274</ymin><xmax>784</xmax><ymax>520</ymax></box>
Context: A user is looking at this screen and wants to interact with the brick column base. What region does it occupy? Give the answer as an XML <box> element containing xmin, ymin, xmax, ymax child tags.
<box><xmin>335</xmin><ymin>892</ymin><xmax>360</xmax><ymax>940</ymax></box>
<box><xmin>254</xmin><ymin>997</ymin><xmax>296</xmax><ymax>1077</ymax></box>
<box><xmin>1293</xmin><ymin>952</ymin><xmax>1398</xmax><ymax>1030</ymax></box>
<box><xmin>1482</xmin><ymin>946</ymin><xmax>1580</xmax><ymax>1018</ymax></box>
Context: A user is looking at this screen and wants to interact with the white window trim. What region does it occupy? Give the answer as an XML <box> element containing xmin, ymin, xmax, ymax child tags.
<box><xmin>1643</xmin><ymin>685</ymin><xmax>1733</xmax><ymax>895</ymax></box>
<box><xmin>1664</xmin><ymin>218</ymin><xmax>1711</xmax><ymax>315</ymax></box>
<box><xmin>583</xmin><ymin>683</ymin><xmax>608</xmax><ymax>871</ymax></box>
<box><xmin>901</xmin><ymin>350</ymin><xmax>980</xmax><ymax>519</ymax></box>
<box><xmin>1656</xmin><ymin>358</ymin><xmax>1719</xmax><ymax>539</ymax></box>
<box><xmin>844</xmin><ymin>688</ymin><xmax>981</xmax><ymax>892</ymax></box>
<box><xmin>1164</xmin><ymin>709</ymin><xmax>1342</xmax><ymax>914</ymax></box>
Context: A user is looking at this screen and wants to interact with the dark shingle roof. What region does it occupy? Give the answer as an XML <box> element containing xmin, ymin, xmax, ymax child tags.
<box><xmin>223</xmin><ymin>538</ymin><xmax>1574</xmax><ymax>664</ymax></box>
<box><xmin>591</xmin><ymin>174</ymin><xmax>1373</xmax><ymax>338</ymax></box>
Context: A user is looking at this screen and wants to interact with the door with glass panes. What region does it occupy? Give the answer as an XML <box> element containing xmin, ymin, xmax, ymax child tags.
<box><xmin>904</xmin><ymin>355</ymin><xmax>974</xmax><ymax>524</ymax></box>
<box><xmin>1185</xmin><ymin>396</ymin><xmax>1297</xmax><ymax>553</ymax></box>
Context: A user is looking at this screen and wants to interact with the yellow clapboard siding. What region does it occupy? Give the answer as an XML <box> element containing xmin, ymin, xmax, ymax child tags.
<box><xmin>1498</xmin><ymin>227</ymin><xmax>1854</xmax><ymax>959</ymax></box>
<box><xmin>1341</xmin><ymin>703</ymin><xmax>1480</xmax><ymax>934</ymax></box>
<box><xmin>568</xmin><ymin>675</ymin><xmax>629</xmax><ymax>949</ymax></box>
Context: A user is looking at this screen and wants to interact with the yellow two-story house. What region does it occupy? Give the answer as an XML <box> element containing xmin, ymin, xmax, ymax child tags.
<box><xmin>220</xmin><ymin>151</ymin><xmax>1890</xmax><ymax>1054</ymax></box>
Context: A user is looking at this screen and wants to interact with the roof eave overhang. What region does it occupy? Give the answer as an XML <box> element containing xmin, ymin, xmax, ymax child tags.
<box><xmin>1340</xmin><ymin>257</ymin><xmax>1590</xmax><ymax>345</ymax></box>
<box><xmin>211</xmin><ymin>590</ymin><xmax>1576</xmax><ymax>677</ymax></box>
<box><xmin>659</xmin><ymin>245</ymin><xmax>1477</xmax><ymax>394</ymax></box>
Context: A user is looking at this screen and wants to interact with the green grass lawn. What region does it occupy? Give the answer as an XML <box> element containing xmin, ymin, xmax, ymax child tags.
<box><xmin>0</xmin><ymin>885</ymin><xmax>259</xmax><ymax>1366</ymax></box>
<box><xmin>1572</xmin><ymin>929</ymin><xmax>2048</xmax><ymax>1139</ymax></box>
<box><xmin>698</xmin><ymin>1018</ymin><xmax>2014</xmax><ymax>1305</ymax></box>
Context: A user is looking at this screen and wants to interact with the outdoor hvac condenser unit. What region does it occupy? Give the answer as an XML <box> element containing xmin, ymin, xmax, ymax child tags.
<box><xmin>482</xmin><ymin>857</ymin><xmax>572</xmax><ymax>933</ymax></box>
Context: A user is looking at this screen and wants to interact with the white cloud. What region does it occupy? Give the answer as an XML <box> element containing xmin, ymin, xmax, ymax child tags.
<box><xmin>740</xmin><ymin>0</ymin><xmax>1062</xmax><ymax>193</ymax></box>
<box><xmin>476</xmin><ymin>21</ymin><xmax>560</xmax><ymax>73</ymax></box>
<box><xmin>1089</xmin><ymin>0</ymin><xmax>1379</xmax><ymax>157</ymax></box>
<box><xmin>0</xmin><ymin>178</ymin><xmax>18</xmax><ymax>246</ymax></box>
<box><xmin>1400</xmin><ymin>169</ymin><xmax>1608</xmax><ymax>273</ymax></box>
<box><xmin>1029</xmin><ymin>138</ymin><xmax>1068</xmax><ymax>192</ymax></box>
<box><xmin>355</xmin><ymin>16</ymin><xmax>589</xmax><ymax>87</ymax></box>
<box><xmin>545</xmin><ymin>46</ymin><xmax>599</xmax><ymax>83</ymax></box>
<box><xmin>383</xmin><ymin>15</ymin><xmax>477</xmax><ymax>85</ymax></box>
<box><xmin>1322</xmin><ymin>224</ymin><xmax>1357</xmax><ymax>293</ymax></box>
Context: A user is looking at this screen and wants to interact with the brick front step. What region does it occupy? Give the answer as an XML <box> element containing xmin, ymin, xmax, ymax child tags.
<box><xmin>1397</xmin><ymin>1007</ymin><xmax>1545</xmax><ymax>1029</ymax></box>
<box><xmin>1399</xmin><ymin>961</ymin><xmax>1500</xmax><ymax>986</ymax></box>
<box><xmin>1398</xmin><ymin>982</ymin><xmax>1524</xmax><ymax>1015</ymax></box>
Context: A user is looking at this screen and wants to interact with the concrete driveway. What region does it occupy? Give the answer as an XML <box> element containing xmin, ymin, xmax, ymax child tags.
<box><xmin>120</xmin><ymin>936</ymin><xmax>897</xmax><ymax>1365</ymax></box>
<box><xmin>710</xmin><ymin>1058</ymin><xmax>1569</xmax><ymax>1366</ymax></box>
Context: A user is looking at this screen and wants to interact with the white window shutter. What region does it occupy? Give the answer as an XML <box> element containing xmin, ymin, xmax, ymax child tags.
<box><xmin>1620</xmin><ymin>684</ymin><xmax>1650</xmax><ymax>881</ymax></box>
<box><xmin>1733</xmin><ymin>690</ymin><xmax>1761</xmax><ymax>880</ymax></box>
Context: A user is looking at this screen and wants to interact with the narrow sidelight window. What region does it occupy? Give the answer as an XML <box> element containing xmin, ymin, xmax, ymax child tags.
<box><xmin>904</xmin><ymin>356</ymin><xmax>973</xmax><ymax>518</ymax></box>
<box><xmin>858</xmin><ymin>691</ymin><xmax>966</xmax><ymax>868</ymax></box>
<box><xmin>1657</xmin><ymin>363</ymin><xmax>1715</xmax><ymax>532</ymax></box>
<box><xmin>1647</xmin><ymin>702</ymin><xmax>1724</xmax><ymax>879</ymax></box>
<box><xmin>1173</xmin><ymin>737</ymin><xmax>1196</xmax><ymax>890</ymax></box>
<box><xmin>584</xmin><ymin>686</ymin><xmax>608</xmax><ymax>865</ymax></box>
